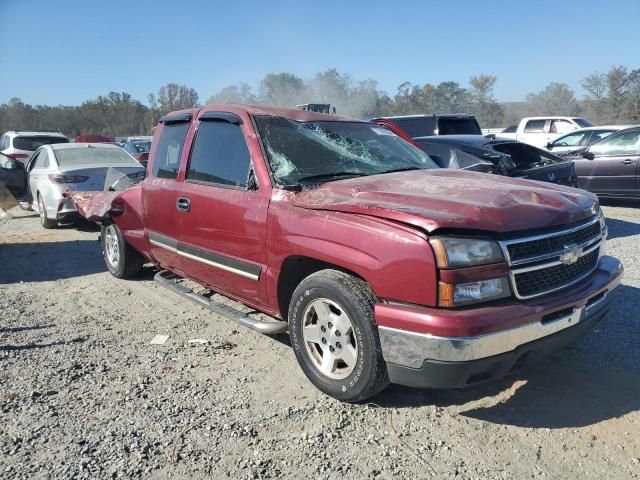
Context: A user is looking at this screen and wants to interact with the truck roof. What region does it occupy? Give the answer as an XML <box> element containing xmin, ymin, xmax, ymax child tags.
<box><xmin>167</xmin><ymin>104</ymin><xmax>359</xmax><ymax>123</ymax></box>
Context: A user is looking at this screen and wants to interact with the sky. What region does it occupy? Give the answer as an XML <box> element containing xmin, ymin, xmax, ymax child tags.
<box><xmin>1</xmin><ymin>0</ymin><xmax>638</xmax><ymax>106</ymax></box>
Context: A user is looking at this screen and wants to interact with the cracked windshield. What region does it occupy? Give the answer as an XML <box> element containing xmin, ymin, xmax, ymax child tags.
<box><xmin>255</xmin><ymin>117</ymin><xmax>438</xmax><ymax>185</ymax></box>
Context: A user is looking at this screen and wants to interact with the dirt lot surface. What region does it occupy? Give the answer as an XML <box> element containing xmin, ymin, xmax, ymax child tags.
<box><xmin>1</xmin><ymin>203</ymin><xmax>639</xmax><ymax>480</ymax></box>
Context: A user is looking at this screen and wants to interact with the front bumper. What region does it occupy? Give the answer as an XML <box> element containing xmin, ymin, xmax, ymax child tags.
<box><xmin>376</xmin><ymin>256</ymin><xmax>623</xmax><ymax>389</ymax></box>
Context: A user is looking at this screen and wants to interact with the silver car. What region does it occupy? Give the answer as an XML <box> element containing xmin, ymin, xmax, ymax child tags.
<box><xmin>20</xmin><ymin>143</ymin><xmax>145</xmax><ymax>228</ymax></box>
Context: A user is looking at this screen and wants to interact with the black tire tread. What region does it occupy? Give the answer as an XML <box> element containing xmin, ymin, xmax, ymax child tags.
<box><xmin>289</xmin><ymin>269</ymin><xmax>389</xmax><ymax>402</ymax></box>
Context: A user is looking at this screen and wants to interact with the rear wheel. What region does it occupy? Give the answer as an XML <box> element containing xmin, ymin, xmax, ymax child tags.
<box><xmin>38</xmin><ymin>194</ymin><xmax>57</xmax><ymax>229</ymax></box>
<box><xmin>101</xmin><ymin>222</ymin><xmax>144</xmax><ymax>278</ymax></box>
<box><xmin>288</xmin><ymin>269</ymin><xmax>389</xmax><ymax>402</ymax></box>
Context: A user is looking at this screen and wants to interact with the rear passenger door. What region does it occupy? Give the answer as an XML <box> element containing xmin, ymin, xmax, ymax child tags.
<box><xmin>143</xmin><ymin>114</ymin><xmax>192</xmax><ymax>273</ymax></box>
<box><xmin>177</xmin><ymin>111</ymin><xmax>270</xmax><ymax>306</ymax></box>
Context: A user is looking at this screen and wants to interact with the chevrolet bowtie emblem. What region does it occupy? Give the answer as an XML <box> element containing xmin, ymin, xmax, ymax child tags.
<box><xmin>560</xmin><ymin>244</ymin><xmax>583</xmax><ymax>265</ymax></box>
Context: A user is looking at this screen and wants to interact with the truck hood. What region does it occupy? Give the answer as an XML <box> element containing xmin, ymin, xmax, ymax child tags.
<box><xmin>290</xmin><ymin>169</ymin><xmax>597</xmax><ymax>233</ymax></box>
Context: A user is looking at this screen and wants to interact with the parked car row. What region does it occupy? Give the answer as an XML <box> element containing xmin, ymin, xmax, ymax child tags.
<box><xmin>0</xmin><ymin>143</ymin><xmax>146</xmax><ymax>228</ymax></box>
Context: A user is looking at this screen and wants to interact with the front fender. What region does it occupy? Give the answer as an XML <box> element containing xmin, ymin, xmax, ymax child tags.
<box><xmin>267</xmin><ymin>202</ymin><xmax>437</xmax><ymax>308</ymax></box>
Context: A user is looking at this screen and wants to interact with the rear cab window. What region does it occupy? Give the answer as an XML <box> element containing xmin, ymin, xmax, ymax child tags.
<box><xmin>437</xmin><ymin>118</ymin><xmax>482</xmax><ymax>135</ymax></box>
<box><xmin>523</xmin><ymin>120</ymin><xmax>546</xmax><ymax>133</ymax></box>
<box><xmin>152</xmin><ymin>120</ymin><xmax>191</xmax><ymax>179</ymax></box>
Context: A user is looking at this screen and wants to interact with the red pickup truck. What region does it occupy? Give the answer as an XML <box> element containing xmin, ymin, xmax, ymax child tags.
<box><xmin>93</xmin><ymin>104</ymin><xmax>623</xmax><ymax>402</ymax></box>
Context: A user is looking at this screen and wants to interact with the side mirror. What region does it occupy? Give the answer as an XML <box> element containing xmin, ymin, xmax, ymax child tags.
<box><xmin>546</xmin><ymin>142</ymin><xmax>553</xmax><ymax>149</ymax></box>
<box><xmin>582</xmin><ymin>150</ymin><xmax>595</xmax><ymax>160</ymax></box>
<box><xmin>2</xmin><ymin>160</ymin><xmax>25</xmax><ymax>170</ymax></box>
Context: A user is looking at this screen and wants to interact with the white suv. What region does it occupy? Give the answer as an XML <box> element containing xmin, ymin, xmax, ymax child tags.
<box><xmin>0</xmin><ymin>131</ymin><xmax>69</xmax><ymax>165</ymax></box>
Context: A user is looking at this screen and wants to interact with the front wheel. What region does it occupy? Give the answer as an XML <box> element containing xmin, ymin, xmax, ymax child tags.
<box><xmin>288</xmin><ymin>269</ymin><xmax>389</xmax><ymax>402</ymax></box>
<box><xmin>101</xmin><ymin>222</ymin><xmax>144</xmax><ymax>278</ymax></box>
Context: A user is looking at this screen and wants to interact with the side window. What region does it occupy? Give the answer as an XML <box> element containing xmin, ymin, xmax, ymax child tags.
<box><xmin>523</xmin><ymin>120</ymin><xmax>546</xmax><ymax>133</ymax></box>
<box><xmin>550</xmin><ymin>120</ymin><xmax>575</xmax><ymax>134</ymax></box>
<box><xmin>152</xmin><ymin>123</ymin><xmax>190</xmax><ymax>179</ymax></box>
<box><xmin>34</xmin><ymin>150</ymin><xmax>50</xmax><ymax>169</ymax></box>
<box><xmin>589</xmin><ymin>130</ymin><xmax>640</xmax><ymax>156</ymax></box>
<box><xmin>553</xmin><ymin>131</ymin><xmax>586</xmax><ymax>147</ymax></box>
<box><xmin>186</xmin><ymin>121</ymin><xmax>251</xmax><ymax>188</ymax></box>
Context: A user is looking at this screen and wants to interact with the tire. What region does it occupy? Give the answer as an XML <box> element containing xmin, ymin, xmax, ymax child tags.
<box><xmin>101</xmin><ymin>222</ymin><xmax>144</xmax><ymax>278</ymax></box>
<box><xmin>288</xmin><ymin>269</ymin><xmax>389</xmax><ymax>402</ymax></box>
<box><xmin>37</xmin><ymin>194</ymin><xmax>57</xmax><ymax>229</ymax></box>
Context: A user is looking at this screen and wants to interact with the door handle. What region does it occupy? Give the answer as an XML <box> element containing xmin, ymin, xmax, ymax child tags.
<box><xmin>621</xmin><ymin>159</ymin><xmax>634</xmax><ymax>165</ymax></box>
<box><xmin>176</xmin><ymin>197</ymin><xmax>191</xmax><ymax>212</ymax></box>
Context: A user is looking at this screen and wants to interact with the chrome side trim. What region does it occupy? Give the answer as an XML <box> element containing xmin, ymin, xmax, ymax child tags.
<box><xmin>150</xmin><ymin>238</ymin><xmax>178</xmax><ymax>253</ymax></box>
<box><xmin>178</xmin><ymin>250</ymin><xmax>259</xmax><ymax>281</ymax></box>
<box><xmin>378</xmin><ymin>292</ymin><xmax>610</xmax><ymax>367</ymax></box>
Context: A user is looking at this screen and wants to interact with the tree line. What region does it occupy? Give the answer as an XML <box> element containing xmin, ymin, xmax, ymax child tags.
<box><xmin>1</xmin><ymin>65</ymin><xmax>638</xmax><ymax>137</ymax></box>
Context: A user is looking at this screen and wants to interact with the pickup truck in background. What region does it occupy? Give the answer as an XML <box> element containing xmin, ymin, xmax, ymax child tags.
<box><xmin>497</xmin><ymin>116</ymin><xmax>593</xmax><ymax>148</ymax></box>
<box><xmin>372</xmin><ymin>114</ymin><xmax>482</xmax><ymax>144</ymax></box>
<box><xmin>78</xmin><ymin>105</ymin><xmax>622</xmax><ymax>402</ymax></box>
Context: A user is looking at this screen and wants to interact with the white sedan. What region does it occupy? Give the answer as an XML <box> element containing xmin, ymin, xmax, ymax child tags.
<box><xmin>15</xmin><ymin>143</ymin><xmax>145</xmax><ymax>228</ymax></box>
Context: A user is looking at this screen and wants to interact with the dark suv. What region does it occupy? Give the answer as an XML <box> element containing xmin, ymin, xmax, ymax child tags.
<box><xmin>372</xmin><ymin>114</ymin><xmax>482</xmax><ymax>143</ymax></box>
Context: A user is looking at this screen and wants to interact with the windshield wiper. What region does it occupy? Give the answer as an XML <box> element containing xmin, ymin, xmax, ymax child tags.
<box><xmin>295</xmin><ymin>171</ymin><xmax>368</xmax><ymax>184</ymax></box>
<box><xmin>379</xmin><ymin>167</ymin><xmax>424</xmax><ymax>174</ymax></box>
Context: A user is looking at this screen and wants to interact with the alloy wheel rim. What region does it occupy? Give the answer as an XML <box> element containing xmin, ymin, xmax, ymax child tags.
<box><xmin>104</xmin><ymin>225</ymin><xmax>120</xmax><ymax>266</ymax></box>
<box><xmin>302</xmin><ymin>298</ymin><xmax>358</xmax><ymax>380</ymax></box>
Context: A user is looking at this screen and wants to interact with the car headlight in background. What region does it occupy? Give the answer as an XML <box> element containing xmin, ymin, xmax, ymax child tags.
<box><xmin>438</xmin><ymin>277</ymin><xmax>511</xmax><ymax>307</ymax></box>
<box><xmin>429</xmin><ymin>237</ymin><xmax>504</xmax><ymax>268</ymax></box>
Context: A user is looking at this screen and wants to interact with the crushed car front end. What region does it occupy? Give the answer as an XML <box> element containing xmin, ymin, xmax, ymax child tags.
<box><xmin>374</xmin><ymin>211</ymin><xmax>623</xmax><ymax>388</ymax></box>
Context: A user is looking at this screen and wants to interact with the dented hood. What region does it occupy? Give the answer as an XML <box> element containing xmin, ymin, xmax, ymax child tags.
<box><xmin>290</xmin><ymin>169</ymin><xmax>597</xmax><ymax>233</ymax></box>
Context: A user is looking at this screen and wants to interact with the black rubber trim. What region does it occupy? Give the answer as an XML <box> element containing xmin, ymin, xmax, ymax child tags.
<box><xmin>386</xmin><ymin>295</ymin><xmax>612</xmax><ymax>389</ymax></box>
<box><xmin>159</xmin><ymin>113</ymin><xmax>193</xmax><ymax>125</ymax></box>
<box><xmin>199</xmin><ymin>111</ymin><xmax>243</xmax><ymax>125</ymax></box>
<box><xmin>147</xmin><ymin>231</ymin><xmax>260</xmax><ymax>278</ymax></box>
<box><xmin>148</xmin><ymin>231</ymin><xmax>178</xmax><ymax>250</ymax></box>
<box><xmin>179</xmin><ymin>242</ymin><xmax>261</xmax><ymax>278</ymax></box>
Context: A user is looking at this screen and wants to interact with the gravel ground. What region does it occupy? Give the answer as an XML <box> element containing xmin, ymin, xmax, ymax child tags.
<box><xmin>1</xmin><ymin>203</ymin><xmax>639</xmax><ymax>480</ymax></box>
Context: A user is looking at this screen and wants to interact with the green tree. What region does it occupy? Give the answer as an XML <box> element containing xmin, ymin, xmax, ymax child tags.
<box><xmin>581</xmin><ymin>72</ymin><xmax>607</xmax><ymax>123</ymax></box>
<box><xmin>468</xmin><ymin>75</ymin><xmax>504</xmax><ymax>127</ymax></box>
<box><xmin>526</xmin><ymin>83</ymin><xmax>580</xmax><ymax>116</ymax></box>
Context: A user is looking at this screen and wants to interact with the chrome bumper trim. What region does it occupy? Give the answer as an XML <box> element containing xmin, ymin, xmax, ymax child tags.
<box><xmin>378</xmin><ymin>291</ymin><xmax>610</xmax><ymax>368</ymax></box>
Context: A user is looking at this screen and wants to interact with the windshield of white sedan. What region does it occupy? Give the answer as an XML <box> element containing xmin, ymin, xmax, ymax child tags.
<box><xmin>255</xmin><ymin>117</ymin><xmax>438</xmax><ymax>185</ymax></box>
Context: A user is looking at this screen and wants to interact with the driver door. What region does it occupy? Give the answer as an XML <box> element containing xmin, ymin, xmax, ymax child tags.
<box><xmin>0</xmin><ymin>154</ymin><xmax>29</xmax><ymax>201</ymax></box>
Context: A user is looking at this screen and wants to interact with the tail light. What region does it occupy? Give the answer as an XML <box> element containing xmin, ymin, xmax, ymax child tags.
<box><xmin>135</xmin><ymin>153</ymin><xmax>149</xmax><ymax>161</ymax></box>
<box><xmin>48</xmin><ymin>174</ymin><xmax>89</xmax><ymax>183</ymax></box>
<box><xmin>5</xmin><ymin>153</ymin><xmax>29</xmax><ymax>160</ymax></box>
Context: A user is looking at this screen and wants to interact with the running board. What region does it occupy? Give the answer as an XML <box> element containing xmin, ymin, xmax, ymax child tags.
<box><xmin>154</xmin><ymin>270</ymin><xmax>288</xmax><ymax>335</ymax></box>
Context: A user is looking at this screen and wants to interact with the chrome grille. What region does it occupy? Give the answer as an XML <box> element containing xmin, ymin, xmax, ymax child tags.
<box><xmin>499</xmin><ymin>215</ymin><xmax>605</xmax><ymax>299</ymax></box>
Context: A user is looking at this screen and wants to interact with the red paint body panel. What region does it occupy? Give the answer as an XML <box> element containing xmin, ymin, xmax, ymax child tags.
<box><xmin>265</xmin><ymin>192</ymin><xmax>437</xmax><ymax>308</ymax></box>
<box><xmin>291</xmin><ymin>169</ymin><xmax>597</xmax><ymax>233</ymax></box>
<box><xmin>376</xmin><ymin>256</ymin><xmax>623</xmax><ymax>337</ymax></box>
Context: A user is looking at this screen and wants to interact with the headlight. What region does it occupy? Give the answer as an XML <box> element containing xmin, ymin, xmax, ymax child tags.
<box><xmin>439</xmin><ymin>277</ymin><xmax>511</xmax><ymax>307</ymax></box>
<box><xmin>430</xmin><ymin>237</ymin><xmax>504</xmax><ymax>268</ymax></box>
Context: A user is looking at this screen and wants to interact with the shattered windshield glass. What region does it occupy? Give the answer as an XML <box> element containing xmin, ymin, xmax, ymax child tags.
<box><xmin>254</xmin><ymin>117</ymin><xmax>439</xmax><ymax>185</ymax></box>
